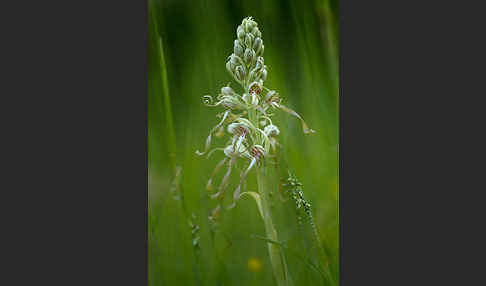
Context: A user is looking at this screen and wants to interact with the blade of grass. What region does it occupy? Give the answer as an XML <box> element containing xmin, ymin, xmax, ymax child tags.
<box><xmin>148</xmin><ymin>0</ymin><xmax>177</xmax><ymax>173</ymax></box>
<box><xmin>250</xmin><ymin>234</ymin><xmax>325</xmax><ymax>284</ymax></box>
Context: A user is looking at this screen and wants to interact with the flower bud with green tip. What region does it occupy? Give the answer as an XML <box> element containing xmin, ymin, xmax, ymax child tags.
<box><xmin>251</xmin><ymin>26</ymin><xmax>262</xmax><ymax>38</ymax></box>
<box><xmin>244</xmin><ymin>17</ymin><xmax>257</xmax><ymax>32</ymax></box>
<box><xmin>226</xmin><ymin>54</ymin><xmax>239</xmax><ymax>75</ymax></box>
<box><xmin>235</xmin><ymin>65</ymin><xmax>245</xmax><ymax>81</ymax></box>
<box><xmin>249</xmin><ymin>57</ymin><xmax>264</xmax><ymax>81</ymax></box>
<box><xmin>252</xmin><ymin>65</ymin><xmax>266</xmax><ymax>82</ymax></box>
<box><xmin>244</xmin><ymin>33</ymin><xmax>254</xmax><ymax>50</ymax></box>
<box><xmin>237</xmin><ymin>25</ymin><xmax>245</xmax><ymax>41</ymax></box>
<box><xmin>253</xmin><ymin>37</ymin><xmax>263</xmax><ymax>56</ymax></box>
<box><xmin>244</xmin><ymin>48</ymin><xmax>256</xmax><ymax>65</ymax></box>
<box><xmin>234</xmin><ymin>40</ymin><xmax>244</xmax><ymax>57</ymax></box>
<box><xmin>221</xmin><ymin>86</ymin><xmax>236</xmax><ymax>97</ymax></box>
<box><xmin>259</xmin><ymin>67</ymin><xmax>267</xmax><ymax>81</ymax></box>
<box><xmin>226</xmin><ymin>61</ymin><xmax>234</xmax><ymax>75</ymax></box>
<box><xmin>230</xmin><ymin>53</ymin><xmax>240</xmax><ymax>66</ymax></box>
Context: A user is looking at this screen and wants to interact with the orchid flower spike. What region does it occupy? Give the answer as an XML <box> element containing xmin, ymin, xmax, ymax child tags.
<box><xmin>197</xmin><ymin>16</ymin><xmax>315</xmax><ymax>214</ymax></box>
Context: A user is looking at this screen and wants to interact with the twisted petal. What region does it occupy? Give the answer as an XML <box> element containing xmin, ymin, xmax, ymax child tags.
<box><xmin>196</xmin><ymin>110</ymin><xmax>230</xmax><ymax>156</ymax></box>
<box><xmin>232</xmin><ymin>133</ymin><xmax>246</xmax><ymax>154</ymax></box>
<box><xmin>206</xmin><ymin>157</ymin><xmax>227</xmax><ymax>191</ymax></box>
<box><xmin>211</xmin><ymin>157</ymin><xmax>235</xmax><ymax>200</ymax></box>
<box><xmin>208</xmin><ymin>204</ymin><xmax>221</xmax><ymax>222</ymax></box>
<box><xmin>275</xmin><ymin>103</ymin><xmax>315</xmax><ymax>134</ymax></box>
<box><xmin>203</xmin><ymin>95</ymin><xmax>215</xmax><ymax>106</ymax></box>
<box><xmin>228</xmin><ymin>157</ymin><xmax>257</xmax><ymax>209</ymax></box>
<box><xmin>195</xmin><ymin>133</ymin><xmax>213</xmax><ymax>156</ymax></box>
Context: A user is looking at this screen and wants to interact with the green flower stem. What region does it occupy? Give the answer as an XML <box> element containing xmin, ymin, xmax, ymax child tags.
<box><xmin>248</xmin><ymin>79</ymin><xmax>289</xmax><ymax>286</ymax></box>
<box><xmin>256</xmin><ymin>166</ymin><xmax>289</xmax><ymax>286</ymax></box>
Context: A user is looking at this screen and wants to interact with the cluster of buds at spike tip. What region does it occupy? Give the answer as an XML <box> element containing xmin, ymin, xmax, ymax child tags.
<box><xmin>197</xmin><ymin>17</ymin><xmax>315</xmax><ymax>217</ymax></box>
<box><xmin>227</xmin><ymin>17</ymin><xmax>266</xmax><ymax>86</ymax></box>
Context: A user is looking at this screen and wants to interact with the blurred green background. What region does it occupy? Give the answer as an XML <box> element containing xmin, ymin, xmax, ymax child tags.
<box><xmin>148</xmin><ymin>0</ymin><xmax>339</xmax><ymax>285</ymax></box>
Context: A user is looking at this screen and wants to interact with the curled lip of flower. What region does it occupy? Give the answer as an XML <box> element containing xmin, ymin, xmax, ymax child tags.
<box><xmin>227</xmin><ymin>122</ymin><xmax>249</xmax><ymax>135</ymax></box>
<box><xmin>234</xmin><ymin>40</ymin><xmax>244</xmax><ymax>57</ymax></box>
<box><xmin>264</xmin><ymin>124</ymin><xmax>280</xmax><ymax>137</ymax></box>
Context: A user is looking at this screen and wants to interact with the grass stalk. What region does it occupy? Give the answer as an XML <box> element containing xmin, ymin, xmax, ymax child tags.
<box><xmin>256</xmin><ymin>166</ymin><xmax>290</xmax><ymax>286</ymax></box>
<box><xmin>149</xmin><ymin>3</ymin><xmax>203</xmax><ymax>284</ymax></box>
<box><xmin>285</xmin><ymin>171</ymin><xmax>336</xmax><ymax>286</ymax></box>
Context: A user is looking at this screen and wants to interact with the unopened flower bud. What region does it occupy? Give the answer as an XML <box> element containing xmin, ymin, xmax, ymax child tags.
<box><xmin>226</xmin><ymin>54</ymin><xmax>238</xmax><ymax>74</ymax></box>
<box><xmin>261</xmin><ymin>68</ymin><xmax>267</xmax><ymax>81</ymax></box>
<box><xmin>252</xmin><ymin>26</ymin><xmax>261</xmax><ymax>38</ymax></box>
<box><xmin>235</xmin><ymin>65</ymin><xmax>245</xmax><ymax>81</ymax></box>
<box><xmin>255</xmin><ymin>56</ymin><xmax>264</xmax><ymax>69</ymax></box>
<box><xmin>244</xmin><ymin>33</ymin><xmax>254</xmax><ymax>49</ymax></box>
<box><xmin>244</xmin><ymin>48</ymin><xmax>255</xmax><ymax>65</ymax></box>
<box><xmin>241</xmin><ymin>18</ymin><xmax>248</xmax><ymax>30</ymax></box>
<box><xmin>226</xmin><ymin>61</ymin><xmax>233</xmax><ymax>74</ymax></box>
<box><xmin>234</xmin><ymin>40</ymin><xmax>244</xmax><ymax>57</ymax></box>
<box><xmin>221</xmin><ymin>86</ymin><xmax>235</xmax><ymax>97</ymax></box>
<box><xmin>229</xmin><ymin>54</ymin><xmax>239</xmax><ymax>65</ymax></box>
<box><xmin>259</xmin><ymin>44</ymin><xmax>264</xmax><ymax>56</ymax></box>
<box><xmin>255</xmin><ymin>66</ymin><xmax>267</xmax><ymax>82</ymax></box>
<box><xmin>253</xmin><ymin>38</ymin><xmax>263</xmax><ymax>54</ymax></box>
<box><xmin>245</xmin><ymin>18</ymin><xmax>257</xmax><ymax>33</ymax></box>
<box><xmin>237</xmin><ymin>25</ymin><xmax>245</xmax><ymax>41</ymax></box>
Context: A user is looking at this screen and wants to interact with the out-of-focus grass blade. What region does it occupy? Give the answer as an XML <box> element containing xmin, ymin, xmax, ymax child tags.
<box><xmin>251</xmin><ymin>234</ymin><xmax>325</xmax><ymax>285</ymax></box>
<box><xmin>148</xmin><ymin>0</ymin><xmax>177</xmax><ymax>173</ymax></box>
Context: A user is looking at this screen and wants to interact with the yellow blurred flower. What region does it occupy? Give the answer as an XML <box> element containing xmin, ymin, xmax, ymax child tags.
<box><xmin>247</xmin><ymin>257</ymin><xmax>263</xmax><ymax>272</ymax></box>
